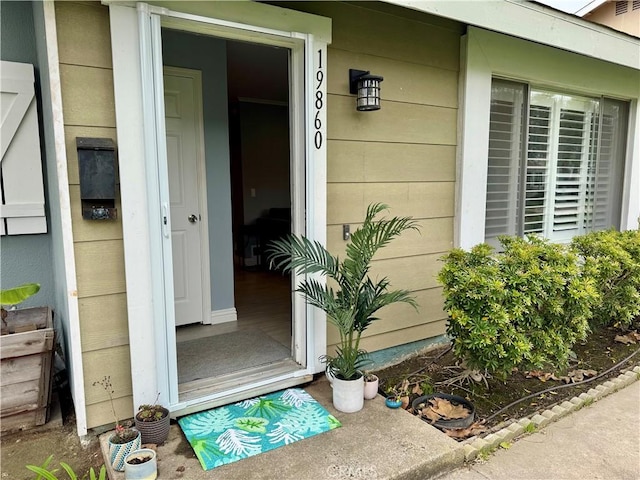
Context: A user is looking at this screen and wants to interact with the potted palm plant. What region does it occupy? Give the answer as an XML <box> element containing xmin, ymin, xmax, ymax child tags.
<box><xmin>268</xmin><ymin>203</ymin><xmax>418</xmax><ymax>413</ymax></box>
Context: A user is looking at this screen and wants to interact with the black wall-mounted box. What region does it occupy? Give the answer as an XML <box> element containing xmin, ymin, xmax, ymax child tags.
<box><xmin>76</xmin><ymin>137</ymin><xmax>118</xmax><ymax>220</ymax></box>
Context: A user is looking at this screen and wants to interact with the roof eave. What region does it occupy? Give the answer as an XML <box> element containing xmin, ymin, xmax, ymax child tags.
<box><xmin>382</xmin><ymin>0</ymin><xmax>640</xmax><ymax>70</ymax></box>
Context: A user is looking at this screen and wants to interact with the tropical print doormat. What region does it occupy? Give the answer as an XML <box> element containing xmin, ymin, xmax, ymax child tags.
<box><xmin>178</xmin><ymin>388</ymin><xmax>341</xmax><ymax>470</ymax></box>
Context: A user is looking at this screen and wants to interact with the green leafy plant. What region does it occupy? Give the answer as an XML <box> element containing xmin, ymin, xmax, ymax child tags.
<box><xmin>26</xmin><ymin>455</ymin><xmax>106</xmax><ymax>480</ymax></box>
<box><xmin>419</xmin><ymin>379</ymin><xmax>435</xmax><ymax>396</ymax></box>
<box><xmin>92</xmin><ymin>376</ymin><xmax>138</xmax><ymax>444</ymax></box>
<box><xmin>137</xmin><ymin>393</ymin><xmax>168</xmax><ymax>422</ymax></box>
<box><xmin>267</xmin><ymin>203</ymin><xmax>419</xmax><ymax>380</ymax></box>
<box><xmin>438</xmin><ymin>235</ymin><xmax>596</xmax><ymax>378</ymax></box>
<box><xmin>1</xmin><ymin>283</ymin><xmax>40</xmax><ymax>323</ymax></box>
<box><xmin>572</xmin><ymin>229</ymin><xmax>640</xmax><ymax>328</ymax></box>
<box><xmin>385</xmin><ymin>381</ymin><xmax>410</xmax><ymax>401</ymax></box>
<box><xmin>0</xmin><ymin>282</ymin><xmax>40</xmax><ymax>306</ymax></box>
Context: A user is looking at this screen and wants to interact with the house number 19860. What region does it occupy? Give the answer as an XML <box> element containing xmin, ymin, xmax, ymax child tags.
<box><xmin>314</xmin><ymin>49</ymin><xmax>324</xmax><ymax>150</ymax></box>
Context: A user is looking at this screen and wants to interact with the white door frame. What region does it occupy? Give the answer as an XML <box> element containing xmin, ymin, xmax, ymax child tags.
<box><xmin>108</xmin><ymin>2</ymin><xmax>330</xmax><ymax>413</ymax></box>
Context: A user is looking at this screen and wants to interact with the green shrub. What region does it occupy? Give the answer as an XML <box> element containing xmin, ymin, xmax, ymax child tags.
<box><xmin>572</xmin><ymin>229</ymin><xmax>640</xmax><ymax>328</ymax></box>
<box><xmin>438</xmin><ymin>236</ymin><xmax>596</xmax><ymax>378</ymax></box>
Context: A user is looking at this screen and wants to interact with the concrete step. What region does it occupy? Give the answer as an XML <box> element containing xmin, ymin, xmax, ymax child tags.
<box><xmin>100</xmin><ymin>378</ymin><xmax>465</xmax><ymax>479</ymax></box>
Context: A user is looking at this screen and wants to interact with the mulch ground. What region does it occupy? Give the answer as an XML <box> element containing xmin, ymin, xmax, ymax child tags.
<box><xmin>374</xmin><ymin>323</ymin><xmax>640</xmax><ymax>436</ymax></box>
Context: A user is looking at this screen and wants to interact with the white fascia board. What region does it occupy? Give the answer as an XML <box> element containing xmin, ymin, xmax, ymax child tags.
<box><xmin>575</xmin><ymin>0</ymin><xmax>608</xmax><ymax>17</ymax></box>
<box><xmin>383</xmin><ymin>0</ymin><xmax>640</xmax><ymax>70</ymax></box>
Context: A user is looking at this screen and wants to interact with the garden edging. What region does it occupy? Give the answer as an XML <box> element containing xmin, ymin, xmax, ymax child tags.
<box><xmin>462</xmin><ymin>365</ymin><xmax>640</xmax><ymax>461</ymax></box>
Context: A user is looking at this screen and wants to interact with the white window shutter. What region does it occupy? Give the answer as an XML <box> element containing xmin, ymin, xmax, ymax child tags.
<box><xmin>484</xmin><ymin>81</ymin><xmax>525</xmax><ymax>248</ymax></box>
<box><xmin>590</xmin><ymin>99</ymin><xmax>628</xmax><ymax>231</ymax></box>
<box><xmin>0</xmin><ymin>61</ymin><xmax>47</xmax><ymax>235</ymax></box>
<box><xmin>524</xmin><ymin>101</ymin><xmax>552</xmax><ymax>236</ymax></box>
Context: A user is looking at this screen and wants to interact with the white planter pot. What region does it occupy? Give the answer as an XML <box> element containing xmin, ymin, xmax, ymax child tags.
<box><xmin>124</xmin><ymin>448</ymin><xmax>157</xmax><ymax>480</ymax></box>
<box><xmin>332</xmin><ymin>375</ymin><xmax>364</xmax><ymax>413</ymax></box>
<box><xmin>325</xmin><ymin>366</ymin><xmax>335</xmax><ymax>387</ymax></box>
<box><xmin>363</xmin><ymin>375</ymin><xmax>379</xmax><ymax>400</ymax></box>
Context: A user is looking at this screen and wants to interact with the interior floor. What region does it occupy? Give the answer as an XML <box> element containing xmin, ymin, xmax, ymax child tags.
<box><xmin>176</xmin><ymin>267</ymin><xmax>292</xmax><ymax>385</ymax></box>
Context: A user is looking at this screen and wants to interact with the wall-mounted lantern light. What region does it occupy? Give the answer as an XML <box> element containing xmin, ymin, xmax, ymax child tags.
<box><xmin>349</xmin><ymin>69</ymin><xmax>384</xmax><ymax>111</ymax></box>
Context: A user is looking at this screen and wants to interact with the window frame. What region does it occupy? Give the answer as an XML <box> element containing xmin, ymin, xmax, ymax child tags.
<box><xmin>457</xmin><ymin>27</ymin><xmax>640</xmax><ymax>249</ymax></box>
<box><xmin>485</xmin><ymin>81</ymin><xmax>624</xmax><ymax>246</ymax></box>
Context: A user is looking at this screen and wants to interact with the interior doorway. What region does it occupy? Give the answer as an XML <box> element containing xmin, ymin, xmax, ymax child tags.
<box><xmin>161</xmin><ymin>29</ymin><xmax>297</xmax><ymax>400</ymax></box>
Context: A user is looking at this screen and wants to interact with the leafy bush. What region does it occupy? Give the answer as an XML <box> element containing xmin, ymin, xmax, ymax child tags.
<box><xmin>572</xmin><ymin>229</ymin><xmax>640</xmax><ymax>328</ymax></box>
<box><xmin>438</xmin><ymin>236</ymin><xmax>596</xmax><ymax>378</ymax></box>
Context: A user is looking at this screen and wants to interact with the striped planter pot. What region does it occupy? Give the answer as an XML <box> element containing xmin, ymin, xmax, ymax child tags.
<box><xmin>108</xmin><ymin>430</ymin><xmax>141</xmax><ymax>472</ymax></box>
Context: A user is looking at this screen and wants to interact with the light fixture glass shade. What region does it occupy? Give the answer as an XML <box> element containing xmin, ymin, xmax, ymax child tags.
<box><xmin>356</xmin><ymin>78</ymin><xmax>381</xmax><ymax>111</ymax></box>
<box><xmin>350</xmin><ymin>69</ymin><xmax>384</xmax><ymax>112</ymax></box>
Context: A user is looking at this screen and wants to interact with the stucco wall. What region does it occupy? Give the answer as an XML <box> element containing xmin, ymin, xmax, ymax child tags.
<box><xmin>584</xmin><ymin>1</ymin><xmax>640</xmax><ymax>37</ymax></box>
<box><xmin>0</xmin><ymin>1</ymin><xmax>56</xmax><ymax>311</ymax></box>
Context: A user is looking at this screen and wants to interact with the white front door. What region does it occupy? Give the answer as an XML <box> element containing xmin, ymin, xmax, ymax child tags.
<box><xmin>164</xmin><ymin>67</ymin><xmax>208</xmax><ymax>327</ymax></box>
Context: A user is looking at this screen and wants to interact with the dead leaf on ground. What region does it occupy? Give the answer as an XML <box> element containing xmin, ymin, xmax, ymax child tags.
<box><xmin>614</xmin><ymin>332</ymin><xmax>640</xmax><ymax>345</ymax></box>
<box><xmin>442</xmin><ymin>421</ymin><xmax>487</xmax><ymax>439</ymax></box>
<box><xmin>412</xmin><ymin>384</ymin><xmax>423</xmax><ymax>395</ymax></box>
<box><xmin>421</xmin><ymin>407</ymin><xmax>443</xmax><ymax>422</ymax></box>
<box><xmin>556</xmin><ymin>368</ymin><xmax>597</xmax><ymax>384</ymax></box>
<box><xmin>425</xmin><ymin>397</ymin><xmax>470</xmax><ymax>420</ymax></box>
<box><xmin>525</xmin><ymin>370</ymin><xmax>555</xmax><ymax>382</ymax></box>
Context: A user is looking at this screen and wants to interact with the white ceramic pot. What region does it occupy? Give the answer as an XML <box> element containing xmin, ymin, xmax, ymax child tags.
<box><xmin>124</xmin><ymin>448</ymin><xmax>157</xmax><ymax>480</ymax></box>
<box><xmin>363</xmin><ymin>375</ymin><xmax>379</xmax><ymax>400</ymax></box>
<box><xmin>332</xmin><ymin>375</ymin><xmax>364</xmax><ymax>413</ymax></box>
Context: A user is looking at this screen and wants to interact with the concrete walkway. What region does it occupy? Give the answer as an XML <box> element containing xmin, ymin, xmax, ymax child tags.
<box><xmin>101</xmin><ymin>378</ymin><xmax>465</xmax><ymax>480</ymax></box>
<box><xmin>437</xmin><ymin>380</ymin><xmax>640</xmax><ymax>480</ymax></box>
<box><xmin>101</xmin><ymin>375</ymin><xmax>640</xmax><ymax>480</ymax></box>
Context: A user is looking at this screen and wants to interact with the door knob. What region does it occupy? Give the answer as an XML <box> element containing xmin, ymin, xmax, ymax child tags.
<box><xmin>188</xmin><ymin>214</ymin><xmax>198</xmax><ymax>223</ymax></box>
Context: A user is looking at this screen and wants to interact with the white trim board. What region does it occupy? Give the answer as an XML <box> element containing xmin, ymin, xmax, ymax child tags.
<box><xmin>209</xmin><ymin>308</ymin><xmax>237</xmax><ymax>325</ymax></box>
<box><xmin>384</xmin><ymin>0</ymin><xmax>640</xmax><ymax>70</ymax></box>
<box><xmin>108</xmin><ymin>1</ymin><xmax>330</xmax><ymax>413</ymax></box>
<box><xmin>40</xmin><ymin>0</ymin><xmax>87</xmax><ymax>437</ymax></box>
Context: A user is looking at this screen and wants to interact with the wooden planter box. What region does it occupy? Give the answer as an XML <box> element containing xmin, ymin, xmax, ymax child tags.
<box><xmin>0</xmin><ymin>307</ymin><xmax>55</xmax><ymax>432</ymax></box>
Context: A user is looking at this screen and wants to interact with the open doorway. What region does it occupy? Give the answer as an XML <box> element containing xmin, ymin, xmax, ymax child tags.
<box><xmin>161</xmin><ymin>29</ymin><xmax>296</xmax><ymax>400</ymax></box>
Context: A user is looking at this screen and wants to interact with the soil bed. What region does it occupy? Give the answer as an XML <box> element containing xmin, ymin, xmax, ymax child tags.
<box><xmin>0</xmin><ymin>412</ymin><xmax>103</xmax><ymax>479</ymax></box>
<box><xmin>374</xmin><ymin>325</ymin><xmax>640</xmax><ymax>435</ymax></box>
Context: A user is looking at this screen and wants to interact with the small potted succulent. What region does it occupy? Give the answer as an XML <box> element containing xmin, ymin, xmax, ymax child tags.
<box><xmin>363</xmin><ymin>373</ymin><xmax>379</xmax><ymax>400</ymax></box>
<box><xmin>134</xmin><ymin>395</ymin><xmax>170</xmax><ymax>445</ymax></box>
<box><xmin>385</xmin><ymin>381</ymin><xmax>410</xmax><ymax>409</ymax></box>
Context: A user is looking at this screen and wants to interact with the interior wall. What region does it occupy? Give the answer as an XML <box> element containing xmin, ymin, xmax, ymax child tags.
<box><xmin>162</xmin><ymin>29</ymin><xmax>235</xmax><ymax>312</ymax></box>
<box><xmin>0</xmin><ymin>0</ymin><xmax>56</xmax><ymax>310</ymax></box>
<box><xmin>239</xmin><ymin>102</ymin><xmax>290</xmax><ymax>225</ymax></box>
